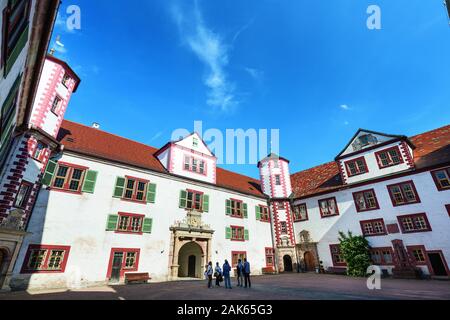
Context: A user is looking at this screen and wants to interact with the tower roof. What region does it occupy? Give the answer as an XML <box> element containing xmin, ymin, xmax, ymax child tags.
<box><xmin>257</xmin><ymin>153</ymin><xmax>290</xmax><ymax>168</ymax></box>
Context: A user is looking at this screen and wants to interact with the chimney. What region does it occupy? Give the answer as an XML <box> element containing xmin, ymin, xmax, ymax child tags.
<box><xmin>92</xmin><ymin>122</ymin><xmax>100</xmax><ymax>129</ymax></box>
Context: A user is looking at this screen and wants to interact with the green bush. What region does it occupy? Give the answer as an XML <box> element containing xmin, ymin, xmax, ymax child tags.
<box><xmin>338</xmin><ymin>231</ymin><xmax>371</xmax><ymax>277</ymax></box>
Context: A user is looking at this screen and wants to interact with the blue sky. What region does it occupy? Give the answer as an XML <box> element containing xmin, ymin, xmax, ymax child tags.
<box><xmin>52</xmin><ymin>0</ymin><xmax>450</xmax><ymax>178</ymax></box>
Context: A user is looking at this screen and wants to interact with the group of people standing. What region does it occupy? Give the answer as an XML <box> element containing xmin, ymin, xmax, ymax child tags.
<box><xmin>204</xmin><ymin>258</ymin><xmax>251</xmax><ymax>289</ymax></box>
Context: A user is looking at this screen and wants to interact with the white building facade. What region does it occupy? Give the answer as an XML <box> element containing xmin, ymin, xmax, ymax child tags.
<box><xmin>291</xmin><ymin>129</ymin><xmax>450</xmax><ymax>278</ymax></box>
<box><xmin>0</xmin><ymin>48</ymin><xmax>448</xmax><ymax>290</ymax></box>
<box><xmin>8</xmin><ymin>122</ymin><xmax>276</xmax><ymax>290</ymax></box>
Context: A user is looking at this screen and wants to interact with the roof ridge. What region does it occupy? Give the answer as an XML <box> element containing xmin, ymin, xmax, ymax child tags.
<box><xmin>408</xmin><ymin>124</ymin><xmax>450</xmax><ymax>140</ymax></box>
<box><xmin>62</xmin><ymin>119</ymin><xmax>160</xmax><ymax>151</ymax></box>
<box><xmin>61</xmin><ymin>119</ymin><xmax>260</xmax><ymax>182</ymax></box>
<box><xmin>290</xmin><ymin>161</ymin><xmax>336</xmax><ymax>177</ymax></box>
<box><xmin>291</xmin><ymin>124</ymin><xmax>450</xmax><ymax>178</ymax></box>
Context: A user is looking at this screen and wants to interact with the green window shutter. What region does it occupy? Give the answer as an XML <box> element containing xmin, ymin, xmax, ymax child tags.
<box><xmin>255</xmin><ymin>206</ymin><xmax>261</xmax><ymax>220</ymax></box>
<box><xmin>82</xmin><ymin>170</ymin><xmax>98</xmax><ymax>193</ymax></box>
<box><xmin>113</xmin><ymin>177</ymin><xmax>125</xmax><ymax>198</ymax></box>
<box><xmin>5</xmin><ymin>25</ymin><xmax>29</xmax><ymax>77</ymax></box>
<box><xmin>146</xmin><ymin>183</ymin><xmax>157</xmax><ymax>203</ymax></box>
<box><xmin>179</xmin><ymin>190</ymin><xmax>187</xmax><ymax>208</ymax></box>
<box><xmin>244</xmin><ymin>229</ymin><xmax>249</xmax><ymax>241</ymax></box>
<box><xmin>243</xmin><ymin>203</ymin><xmax>248</xmax><ymax>218</ymax></box>
<box><xmin>142</xmin><ymin>218</ymin><xmax>153</xmax><ymax>233</ymax></box>
<box><xmin>41</xmin><ymin>160</ymin><xmax>57</xmax><ymax>186</ymax></box>
<box><xmin>106</xmin><ymin>215</ymin><xmax>119</xmax><ymax>231</ymax></box>
<box><xmin>225</xmin><ymin>199</ymin><xmax>232</xmax><ymax>215</ymax></box>
<box><xmin>202</xmin><ymin>194</ymin><xmax>209</xmax><ymax>212</ymax></box>
<box><xmin>225</xmin><ymin>227</ymin><xmax>232</xmax><ymax>239</ymax></box>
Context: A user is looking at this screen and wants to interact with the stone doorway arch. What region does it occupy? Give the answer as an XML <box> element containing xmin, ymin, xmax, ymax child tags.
<box><xmin>283</xmin><ymin>255</ymin><xmax>293</xmax><ymax>272</ymax></box>
<box><xmin>178</xmin><ymin>242</ymin><xmax>203</xmax><ymax>278</ymax></box>
<box><xmin>168</xmin><ymin>210</ymin><xmax>214</xmax><ymax>280</ymax></box>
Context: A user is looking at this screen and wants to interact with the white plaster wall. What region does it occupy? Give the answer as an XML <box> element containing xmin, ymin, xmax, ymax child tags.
<box><xmin>258</xmin><ymin>162</ymin><xmax>271</xmax><ymax>197</ymax></box>
<box><xmin>293</xmin><ymin>169</ymin><xmax>450</xmax><ymax>274</ymax></box>
<box><xmin>156</xmin><ymin>148</ymin><xmax>170</xmax><ymax>170</ymax></box>
<box><xmin>175</xmin><ymin>133</ymin><xmax>211</xmax><ymax>155</ymax></box>
<box><xmin>29</xmin><ymin>59</ymin><xmax>64</xmax><ymax>135</ymax></box>
<box><xmin>11</xmin><ymin>152</ymin><xmax>272</xmax><ymax>289</ymax></box>
<box><xmin>341</xmin><ymin>141</ymin><xmax>411</xmax><ymax>184</ymax></box>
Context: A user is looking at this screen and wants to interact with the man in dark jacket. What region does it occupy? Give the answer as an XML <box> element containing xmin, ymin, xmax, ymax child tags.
<box><xmin>223</xmin><ymin>260</ymin><xmax>232</xmax><ymax>289</ymax></box>
<box><xmin>243</xmin><ymin>258</ymin><xmax>251</xmax><ymax>288</ymax></box>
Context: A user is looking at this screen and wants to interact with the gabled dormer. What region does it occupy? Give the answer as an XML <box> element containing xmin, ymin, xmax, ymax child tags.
<box><xmin>335</xmin><ymin>129</ymin><xmax>415</xmax><ymax>184</ymax></box>
<box><xmin>155</xmin><ymin>133</ymin><xmax>217</xmax><ymax>184</ymax></box>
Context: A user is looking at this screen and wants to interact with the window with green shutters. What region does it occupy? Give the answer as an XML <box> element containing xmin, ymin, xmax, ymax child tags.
<box><xmin>225</xmin><ymin>199</ymin><xmax>247</xmax><ymax>218</ymax></box>
<box><xmin>142</xmin><ymin>217</ymin><xmax>153</xmax><ymax>233</ymax></box>
<box><xmin>225</xmin><ymin>226</ymin><xmax>232</xmax><ymax>239</ymax></box>
<box><xmin>146</xmin><ymin>183</ymin><xmax>157</xmax><ymax>203</ymax></box>
<box><xmin>106</xmin><ymin>214</ymin><xmax>153</xmax><ymax>234</ymax></box>
<box><xmin>179</xmin><ymin>189</ymin><xmax>208</xmax><ymax>212</ymax></box>
<box><xmin>0</xmin><ymin>75</ymin><xmax>21</xmax><ymax>160</ymax></box>
<box><xmin>41</xmin><ymin>160</ymin><xmax>57</xmax><ymax>186</ymax></box>
<box><xmin>113</xmin><ymin>176</ymin><xmax>156</xmax><ymax>204</ymax></box>
<box><xmin>226</xmin><ymin>226</ymin><xmax>248</xmax><ymax>241</ymax></box>
<box><xmin>256</xmin><ymin>205</ymin><xmax>270</xmax><ymax>222</ymax></box>
<box><xmin>41</xmin><ymin>160</ymin><xmax>97</xmax><ymax>194</ymax></box>
<box><xmin>113</xmin><ymin>177</ymin><xmax>126</xmax><ymax>197</ymax></box>
<box><xmin>2</xmin><ymin>0</ymin><xmax>31</xmax><ymax>77</ymax></box>
<box><xmin>81</xmin><ymin>170</ymin><xmax>98</xmax><ymax>193</ymax></box>
<box><xmin>106</xmin><ymin>215</ymin><xmax>119</xmax><ymax>231</ymax></box>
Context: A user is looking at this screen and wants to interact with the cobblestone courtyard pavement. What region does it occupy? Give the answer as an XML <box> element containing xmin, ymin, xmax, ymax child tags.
<box><xmin>1</xmin><ymin>273</ymin><xmax>449</xmax><ymax>300</ymax></box>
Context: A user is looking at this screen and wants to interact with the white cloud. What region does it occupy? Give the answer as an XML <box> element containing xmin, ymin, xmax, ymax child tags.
<box><xmin>171</xmin><ymin>1</ymin><xmax>237</xmax><ymax>111</ymax></box>
<box><xmin>340</xmin><ymin>104</ymin><xmax>350</xmax><ymax>110</ymax></box>
<box><xmin>244</xmin><ymin>67</ymin><xmax>264</xmax><ymax>81</ymax></box>
<box><xmin>232</xmin><ymin>18</ymin><xmax>255</xmax><ymax>44</ymax></box>
<box><xmin>150</xmin><ymin>131</ymin><xmax>164</xmax><ymax>142</ymax></box>
<box><xmin>344</xmin><ymin>121</ymin><xmax>350</xmax><ymax>126</ymax></box>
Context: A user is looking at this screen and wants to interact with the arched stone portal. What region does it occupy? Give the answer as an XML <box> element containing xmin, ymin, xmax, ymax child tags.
<box><xmin>178</xmin><ymin>242</ymin><xmax>203</xmax><ymax>278</ymax></box>
<box><xmin>169</xmin><ymin>210</ymin><xmax>214</xmax><ymax>280</ymax></box>
<box><xmin>283</xmin><ymin>255</ymin><xmax>293</xmax><ymax>272</ymax></box>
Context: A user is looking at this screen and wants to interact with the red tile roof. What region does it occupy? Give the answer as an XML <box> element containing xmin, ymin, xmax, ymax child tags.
<box><xmin>58</xmin><ymin>120</ymin><xmax>264</xmax><ymax>197</ymax></box>
<box><xmin>58</xmin><ymin>121</ymin><xmax>449</xmax><ymax>200</ymax></box>
<box><xmin>291</xmin><ymin>125</ymin><xmax>450</xmax><ymax>198</ymax></box>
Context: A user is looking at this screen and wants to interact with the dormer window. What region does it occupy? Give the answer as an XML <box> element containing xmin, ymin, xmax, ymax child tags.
<box><xmin>192</xmin><ymin>137</ymin><xmax>199</xmax><ymax>148</ymax></box>
<box><xmin>184</xmin><ymin>155</ymin><xmax>206</xmax><ymax>175</ymax></box>
<box><xmin>352</xmin><ymin>134</ymin><xmax>378</xmax><ymax>151</ymax></box>
<box><xmin>375</xmin><ymin>146</ymin><xmax>403</xmax><ymax>169</ymax></box>
<box><xmin>344</xmin><ymin>157</ymin><xmax>368</xmax><ymax>177</ymax></box>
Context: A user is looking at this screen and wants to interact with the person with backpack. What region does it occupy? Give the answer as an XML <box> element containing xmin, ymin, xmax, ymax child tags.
<box><xmin>243</xmin><ymin>258</ymin><xmax>251</xmax><ymax>288</ymax></box>
<box><xmin>236</xmin><ymin>259</ymin><xmax>244</xmax><ymax>287</ymax></box>
<box><xmin>222</xmin><ymin>260</ymin><xmax>232</xmax><ymax>289</ymax></box>
<box><xmin>214</xmin><ymin>262</ymin><xmax>223</xmax><ymax>287</ymax></box>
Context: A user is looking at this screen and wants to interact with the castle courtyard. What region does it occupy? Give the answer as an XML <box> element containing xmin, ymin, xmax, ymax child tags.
<box><xmin>1</xmin><ymin>273</ymin><xmax>449</xmax><ymax>300</ymax></box>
